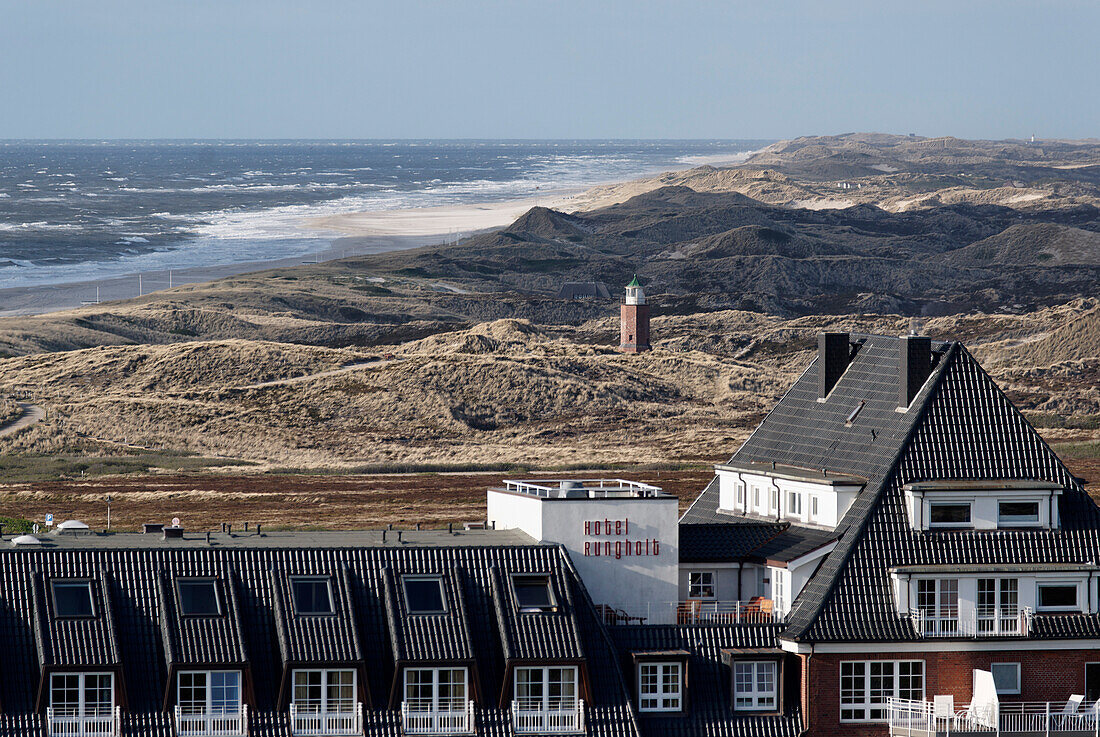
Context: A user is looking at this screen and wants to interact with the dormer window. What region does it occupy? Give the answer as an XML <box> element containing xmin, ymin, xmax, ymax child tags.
<box><xmin>1038</xmin><ymin>583</ymin><xmax>1079</xmax><ymax>611</ymax></box>
<box><xmin>52</xmin><ymin>581</ymin><xmax>94</xmax><ymax>618</ymax></box>
<box><xmin>998</xmin><ymin>501</ymin><xmax>1040</xmax><ymax>527</ymax></box>
<box><xmin>403</xmin><ymin>576</ymin><xmax>446</xmax><ymax>615</ymax></box>
<box><xmin>177</xmin><ymin>579</ymin><xmax>220</xmax><ymax>617</ymax></box>
<box><xmin>512</xmin><ymin>575</ymin><xmax>556</xmax><ymax>613</ymax></box>
<box><xmin>929</xmin><ymin>502</ymin><xmax>971</xmax><ymax>528</ymax></box>
<box><xmin>291</xmin><ymin>577</ymin><xmax>334</xmax><ymax>616</ymax></box>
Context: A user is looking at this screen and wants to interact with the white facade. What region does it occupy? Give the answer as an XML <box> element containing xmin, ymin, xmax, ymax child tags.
<box><xmin>486</xmin><ymin>479</ymin><xmax>679</xmax><ymax>624</ymax></box>
<box><xmin>716</xmin><ymin>465</ymin><xmax>864</xmax><ymax>529</ymax></box>
<box><xmin>902</xmin><ymin>480</ymin><xmax>1063</xmax><ymax>531</ymax></box>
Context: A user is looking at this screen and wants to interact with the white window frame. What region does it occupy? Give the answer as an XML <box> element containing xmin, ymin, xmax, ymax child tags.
<box><xmin>753</xmin><ymin>487</ymin><xmax>762</xmax><ymax>512</ymax></box>
<box><xmin>787</xmin><ymin>492</ymin><xmax>802</xmax><ymax>517</ymax></box>
<box><xmin>771</xmin><ymin>568</ymin><xmax>787</xmax><ymax>615</ymax></box>
<box><xmin>928</xmin><ymin>502</ymin><xmax>972</xmax><ymax>529</ymax></box>
<box><xmin>404</xmin><ymin>667</ymin><xmax>468</xmax><ymax>711</ymax></box>
<box><xmin>840</xmin><ymin>660</ymin><xmax>924</xmax><ymax>722</ymax></box>
<box><xmin>637</xmin><ymin>662</ymin><xmax>682</xmax><ymax>712</ymax></box>
<box><xmin>1037</xmin><ymin>582</ymin><xmax>1080</xmax><ymax>612</ymax></box>
<box><xmin>991</xmin><ymin>663</ymin><xmax>1021</xmax><ymax>696</ymax></box>
<box><xmin>290</xmin><ymin>577</ymin><xmax>335</xmax><ymax>616</ymax></box>
<box><xmin>49</xmin><ymin>672</ymin><xmax>114</xmax><ymax>717</ymax></box>
<box><xmin>51</xmin><ymin>580</ymin><xmax>96</xmax><ymax>619</ymax></box>
<box><xmin>291</xmin><ymin>669</ymin><xmax>356</xmax><ymax>714</ymax></box>
<box><xmin>733</xmin><ymin>660</ymin><xmax>777</xmax><ymax>712</ymax></box>
<box><xmin>736</xmin><ymin>484</ymin><xmax>746</xmax><ymax>509</ymax></box>
<box><xmin>176</xmin><ymin>578</ymin><xmax>221</xmax><ymax>617</ymax></box>
<box><xmin>177</xmin><ymin>670</ymin><xmax>242</xmax><ymax>715</ymax></box>
<box><xmin>514</xmin><ymin>666</ymin><xmax>578</xmax><ymax>710</ymax></box>
<box><xmin>688</xmin><ymin>571</ymin><xmax>715</xmax><ymax>599</ymax></box>
<box><xmin>810</xmin><ymin>496</ymin><xmax>819</xmax><ymax>520</ymax></box>
<box><xmin>997</xmin><ymin>500</ymin><xmax>1042</xmax><ymax>528</ymax></box>
<box><xmin>402</xmin><ymin>575</ymin><xmax>447</xmax><ymax>615</ymax></box>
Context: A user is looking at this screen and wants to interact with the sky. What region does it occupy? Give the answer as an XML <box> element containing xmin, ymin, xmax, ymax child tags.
<box><xmin>0</xmin><ymin>0</ymin><xmax>1097</xmax><ymax>141</ymax></box>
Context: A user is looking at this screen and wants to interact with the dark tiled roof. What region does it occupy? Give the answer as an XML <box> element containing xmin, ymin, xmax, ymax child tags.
<box><xmin>0</xmin><ymin>544</ymin><xmax>639</xmax><ymax>737</ymax></box>
<box><xmin>157</xmin><ymin>561</ymin><xmax>248</xmax><ymax>668</ymax></box>
<box><xmin>608</xmin><ymin>625</ymin><xmax>802</xmax><ymax>737</ymax></box>
<box><xmin>679</xmin><ymin>524</ymin><xmax>783</xmax><ymax>563</ymax></box>
<box><xmin>384</xmin><ymin>564</ymin><xmax>475</xmax><ymax>664</ymax></box>
<box><xmin>748</xmin><ymin>526</ymin><xmax>838</xmax><ymax>566</ymax></box>
<box><xmin>681</xmin><ymin>332</ymin><xmax>1097</xmax><ymax>644</ymax></box>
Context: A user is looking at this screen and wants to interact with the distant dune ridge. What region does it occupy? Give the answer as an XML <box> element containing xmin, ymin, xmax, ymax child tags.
<box><xmin>0</xmin><ymin>133</ymin><xmax>1096</xmax><ymax>470</ymax></box>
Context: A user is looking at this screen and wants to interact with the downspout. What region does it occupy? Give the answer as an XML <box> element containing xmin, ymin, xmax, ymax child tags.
<box><xmin>771</xmin><ymin>476</ymin><xmax>781</xmax><ymax>522</ymax></box>
<box><xmin>736</xmin><ymin>471</ymin><xmax>746</xmax><ymax>514</ymax></box>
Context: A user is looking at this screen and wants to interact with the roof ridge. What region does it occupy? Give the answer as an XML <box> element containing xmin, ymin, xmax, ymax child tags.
<box><xmin>780</xmin><ymin>341</ymin><xmax>960</xmax><ymax>641</ymax></box>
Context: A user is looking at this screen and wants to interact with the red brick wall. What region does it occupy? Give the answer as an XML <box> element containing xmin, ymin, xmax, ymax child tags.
<box><xmin>620</xmin><ymin>304</ymin><xmax>650</xmax><ymax>352</ymax></box>
<box><xmin>803</xmin><ymin>648</ymin><xmax>1100</xmax><ymax>737</ymax></box>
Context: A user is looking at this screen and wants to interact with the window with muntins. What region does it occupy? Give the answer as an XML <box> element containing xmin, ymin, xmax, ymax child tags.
<box><xmin>403</xmin><ymin>577</ymin><xmax>446</xmax><ymax>614</ymax></box>
<box><xmin>178</xmin><ymin>671</ymin><xmax>241</xmax><ymax>715</ymax></box>
<box><xmin>291</xmin><ymin>578</ymin><xmax>334</xmax><ymax>615</ymax></box>
<box><xmin>688</xmin><ymin>571</ymin><xmax>715</xmax><ymax>599</ymax></box>
<box><xmin>52</xmin><ymin>581</ymin><xmax>95</xmax><ymax>618</ymax></box>
<box><xmin>50</xmin><ymin>673</ymin><xmax>113</xmax><ymax>717</ymax></box>
<box><xmin>840</xmin><ymin>660</ymin><xmax>924</xmax><ymax>722</ymax></box>
<box><xmin>292</xmin><ymin>670</ymin><xmax>355</xmax><ymax>714</ymax></box>
<box><xmin>404</xmin><ymin>668</ymin><xmax>467</xmax><ymax>712</ymax></box>
<box><xmin>514</xmin><ymin>667</ymin><xmax>577</xmax><ymax>710</ymax></box>
<box><xmin>787</xmin><ymin>492</ymin><xmax>802</xmax><ymax>517</ymax></box>
<box><xmin>177</xmin><ymin>579</ymin><xmax>220</xmax><ymax>616</ymax></box>
<box><xmin>772</xmin><ymin>569</ymin><xmax>787</xmax><ymax>615</ymax></box>
<box><xmin>733</xmin><ymin>661</ymin><xmax>776</xmax><ymax>711</ymax></box>
<box><xmin>638</xmin><ymin>662</ymin><xmax>682</xmax><ymax>712</ymax></box>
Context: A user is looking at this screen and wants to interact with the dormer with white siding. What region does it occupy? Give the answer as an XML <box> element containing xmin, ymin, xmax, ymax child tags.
<box><xmin>715</xmin><ymin>462</ymin><xmax>866</xmax><ymax>529</ymax></box>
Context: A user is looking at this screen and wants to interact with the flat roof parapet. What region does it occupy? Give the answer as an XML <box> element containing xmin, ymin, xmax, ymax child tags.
<box><xmin>715</xmin><ymin>462</ymin><xmax>867</xmax><ymax>486</ymax></box>
<box><xmin>498</xmin><ymin>478</ymin><xmax>669</xmax><ymax>499</ymax></box>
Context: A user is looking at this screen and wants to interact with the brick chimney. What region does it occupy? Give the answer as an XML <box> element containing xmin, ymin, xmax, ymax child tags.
<box><xmin>899</xmin><ymin>335</ymin><xmax>933</xmax><ymax>408</ymax></box>
<box><xmin>817</xmin><ymin>332</ymin><xmax>851</xmax><ymax>399</ymax></box>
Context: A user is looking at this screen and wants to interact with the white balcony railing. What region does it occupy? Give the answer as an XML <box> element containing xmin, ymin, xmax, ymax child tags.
<box><xmin>676</xmin><ymin>599</ymin><xmax>783</xmax><ymax>625</ymax></box>
<box><xmin>401</xmin><ymin>698</ymin><xmax>475</xmax><ymax>734</ymax></box>
<box><xmin>46</xmin><ymin>706</ymin><xmax>121</xmax><ymax>737</ymax></box>
<box><xmin>289</xmin><ymin>702</ymin><xmax>363</xmax><ymax>736</ymax></box>
<box><xmin>910</xmin><ymin>607</ymin><xmax>1032</xmax><ymax>638</ymax></box>
<box><xmin>888</xmin><ymin>697</ymin><xmax>1100</xmax><ymax>735</ymax></box>
<box><xmin>174</xmin><ymin>704</ymin><xmax>248</xmax><ymax>736</ymax></box>
<box><xmin>511</xmin><ymin>698</ymin><xmax>584</xmax><ymax>734</ymax></box>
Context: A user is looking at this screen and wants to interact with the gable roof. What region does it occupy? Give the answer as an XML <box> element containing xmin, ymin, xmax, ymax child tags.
<box><xmin>680</xmin><ymin>332</ymin><xmax>1096</xmax><ymax>643</ymax></box>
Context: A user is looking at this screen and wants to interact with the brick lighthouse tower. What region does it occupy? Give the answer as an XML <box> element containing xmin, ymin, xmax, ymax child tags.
<box><xmin>620</xmin><ymin>275</ymin><xmax>651</xmax><ymax>353</ymax></box>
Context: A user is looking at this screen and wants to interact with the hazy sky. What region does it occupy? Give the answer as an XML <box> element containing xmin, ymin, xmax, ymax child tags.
<box><xmin>1</xmin><ymin>0</ymin><xmax>1096</xmax><ymax>140</ymax></box>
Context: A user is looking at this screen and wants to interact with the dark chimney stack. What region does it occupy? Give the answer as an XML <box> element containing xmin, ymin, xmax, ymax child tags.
<box><xmin>899</xmin><ymin>335</ymin><xmax>933</xmax><ymax>408</ymax></box>
<box><xmin>817</xmin><ymin>332</ymin><xmax>851</xmax><ymax>399</ymax></box>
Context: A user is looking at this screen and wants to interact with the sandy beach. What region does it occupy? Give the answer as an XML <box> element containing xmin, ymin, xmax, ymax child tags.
<box><xmin>0</xmin><ymin>149</ymin><xmax>759</xmax><ymax>317</ymax></box>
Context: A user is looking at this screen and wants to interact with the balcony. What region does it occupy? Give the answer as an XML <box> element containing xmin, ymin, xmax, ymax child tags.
<box><xmin>401</xmin><ymin>698</ymin><xmax>475</xmax><ymax>734</ymax></box>
<box><xmin>174</xmin><ymin>704</ymin><xmax>248</xmax><ymax>736</ymax></box>
<box><xmin>289</xmin><ymin>702</ymin><xmax>363</xmax><ymax>736</ymax></box>
<box><xmin>511</xmin><ymin>698</ymin><xmax>584</xmax><ymax>734</ymax></box>
<box><xmin>676</xmin><ymin>599</ymin><xmax>783</xmax><ymax>625</ymax></box>
<box><xmin>910</xmin><ymin>607</ymin><xmax>1032</xmax><ymax>638</ymax></box>
<box><xmin>46</xmin><ymin>706</ymin><xmax>121</xmax><ymax>737</ymax></box>
<box><xmin>888</xmin><ymin>697</ymin><xmax>1100</xmax><ymax>736</ymax></box>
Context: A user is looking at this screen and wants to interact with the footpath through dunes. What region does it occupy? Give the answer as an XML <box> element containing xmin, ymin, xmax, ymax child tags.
<box><xmin>0</xmin><ymin>306</ymin><xmax>1096</xmax><ymax>472</ymax></box>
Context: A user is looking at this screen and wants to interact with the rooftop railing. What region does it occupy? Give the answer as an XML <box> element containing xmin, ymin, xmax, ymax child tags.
<box><xmin>910</xmin><ymin>607</ymin><xmax>1032</xmax><ymax>638</ymax></box>
<box><xmin>401</xmin><ymin>698</ymin><xmax>475</xmax><ymax>735</ymax></box>
<box><xmin>887</xmin><ymin>697</ymin><xmax>1100</xmax><ymax>736</ymax></box>
<box><xmin>512</xmin><ymin>698</ymin><xmax>584</xmax><ymax>734</ymax></box>
<box><xmin>502</xmin><ymin>479</ymin><xmax>663</xmax><ymax>498</ymax></box>
<box><xmin>46</xmin><ymin>706</ymin><xmax>120</xmax><ymax>737</ymax></box>
<box><xmin>174</xmin><ymin>704</ymin><xmax>248</xmax><ymax>736</ymax></box>
<box><xmin>677</xmin><ymin>599</ymin><xmax>784</xmax><ymax>625</ymax></box>
<box><xmin>289</xmin><ymin>702</ymin><xmax>362</xmax><ymax>736</ymax></box>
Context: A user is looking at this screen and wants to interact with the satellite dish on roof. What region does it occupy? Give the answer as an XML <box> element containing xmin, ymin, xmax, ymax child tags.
<box><xmin>172</xmin><ymin>517</ymin><xmax>180</xmax><ymax>527</ymax></box>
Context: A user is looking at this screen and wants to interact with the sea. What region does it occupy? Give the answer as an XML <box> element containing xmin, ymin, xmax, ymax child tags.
<box><xmin>0</xmin><ymin>140</ymin><xmax>767</xmax><ymax>291</ymax></box>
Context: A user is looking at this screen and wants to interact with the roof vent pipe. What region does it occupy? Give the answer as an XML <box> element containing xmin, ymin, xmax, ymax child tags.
<box><xmin>818</xmin><ymin>332</ymin><xmax>851</xmax><ymax>399</ymax></box>
<box><xmin>899</xmin><ymin>335</ymin><xmax>933</xmax><ymax>408</ymax></box>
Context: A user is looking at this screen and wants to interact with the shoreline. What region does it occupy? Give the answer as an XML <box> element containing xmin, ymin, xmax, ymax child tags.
<box><xmin>0</xmin><ymin>149</ymin><xmax>759</xmax><ymax>317</ymax></box>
